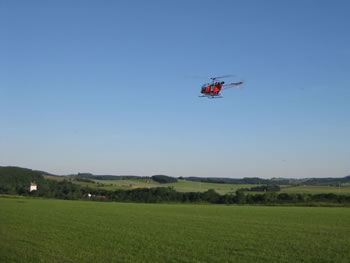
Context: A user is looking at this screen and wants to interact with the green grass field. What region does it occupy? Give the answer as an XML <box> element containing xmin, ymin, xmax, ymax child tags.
<box><xmin>1</xmin><ymin>197</ymin><xmax>350</xmax><ymax>263</ymax></box>
<box><xmin>281</xmin><ymin>185</ymin><xmax>350</xmax><ymax>195</ymax></box>
<box><xmin>94</xmin><ymin>179</ymin><xmax>257</xmax><ymax>194</ymax></box>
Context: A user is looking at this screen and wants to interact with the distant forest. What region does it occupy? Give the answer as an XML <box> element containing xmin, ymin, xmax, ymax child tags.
<box><xmin>74</xmin><ymin>173</ymin><xmax>177</xmax><ymax>183</ymax></box>
<box><xmin>1</xmin><ymin>166</ymin><xmax>350</xmax><ymax>206</ymax></box>
<box><xmin>183</xmin><ymin>176</ymin><xmax>350</xmax><ymax>186</ymax></box>
<box><xmin>67</xmin><ymin>171</ymin><xmax>350</xmax><ymax>186</ymax></box>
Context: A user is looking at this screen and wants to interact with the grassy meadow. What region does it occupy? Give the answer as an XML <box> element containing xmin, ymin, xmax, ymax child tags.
<box><xmin>95</xmin><ymin>179</ymin><xmax>257</xmax><ymax>194</ymax></box>
<box><xmin>280</xmin><ymin>185</ymin><xmax>350</xmax><ymax>195</ymax></box>
<box><xmin>1</xmin><ymin>197</ymin><xmax>350</xmax><ymax>263</ymax></box>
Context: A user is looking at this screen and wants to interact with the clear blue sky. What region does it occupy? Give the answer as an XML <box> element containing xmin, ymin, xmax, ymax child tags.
<box><xmin>1</xmin><ymin>0</ymin><xmax>349</xmax><ymax>178</ymax></box>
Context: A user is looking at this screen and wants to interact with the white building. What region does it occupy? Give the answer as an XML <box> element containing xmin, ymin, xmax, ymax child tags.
<box><xmin>29</xmin><ymin>183</ymin><xmax>37</xmax><ymax>192</ymax></box>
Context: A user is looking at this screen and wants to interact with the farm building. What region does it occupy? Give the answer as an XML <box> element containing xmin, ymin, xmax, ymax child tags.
<box><xmin>29</xmin><ymin>183</ymin><xmax>37</xmax><ymax>192</ymax></box>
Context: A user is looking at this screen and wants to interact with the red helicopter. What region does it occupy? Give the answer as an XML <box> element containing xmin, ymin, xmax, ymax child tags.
<box><xmin>199</xmin><ymin>75</ymin><xmax>244</xmax><ymax>98</ymax></box>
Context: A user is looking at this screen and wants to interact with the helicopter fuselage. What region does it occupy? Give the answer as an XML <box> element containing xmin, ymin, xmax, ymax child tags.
<box><xmin>200</xmin><ymin>82</ymin><xmax>224</xmax><ymax>96</ymax></box>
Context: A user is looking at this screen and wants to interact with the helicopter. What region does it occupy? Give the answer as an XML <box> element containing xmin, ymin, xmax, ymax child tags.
<box><xmin>199</xmin><ymin>75</ymin><xmax>244</xmax><ymax>98</ymax></box>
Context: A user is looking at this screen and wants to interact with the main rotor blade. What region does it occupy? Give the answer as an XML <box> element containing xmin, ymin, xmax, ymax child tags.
<box><xmin>210</xmin><ymin>74</ymin><xmax>235</xmax><ymax>80</ymax></box>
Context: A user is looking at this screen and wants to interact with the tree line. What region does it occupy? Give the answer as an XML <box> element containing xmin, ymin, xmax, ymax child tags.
<box><xmin>1</xmin><ymin>167</ymin><xmax>350</xmax><ymax>205</ymax></box>
<box><xmin>237</xmin><ymin>185</ymin><xmax>281</xmax><ymax>192</ymax></box>
<box><xmin>2</xmin><ymin>180</ymin><xmax>350</xmax><ymax>206</ymax></box>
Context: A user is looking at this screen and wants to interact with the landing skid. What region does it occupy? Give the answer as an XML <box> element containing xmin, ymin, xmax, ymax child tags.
<box><xmin>198</xmin><ymin>95</ymin><xmax>223</xmax><ymax>99</ymax></box>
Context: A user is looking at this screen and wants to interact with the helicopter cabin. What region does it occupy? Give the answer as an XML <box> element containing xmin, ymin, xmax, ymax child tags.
<box><xmin>201</xmin><ymin>84</ymin><xmax>209</xmax><ymax>93</ymax></box>
<box><xmin>201</xmin><ymin>82</ymin><xmax>224</xmax><ymax>94</ymax></box>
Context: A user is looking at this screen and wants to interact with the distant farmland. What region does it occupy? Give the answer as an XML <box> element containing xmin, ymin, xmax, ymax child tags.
<box><xmin>1</xmin><ymin>197</ymin><xmax>350</xmax><ymax>263</ymax></box>
<box><xmin>45</xmin><ymin>175</ymin><xmax>258</xmax><ymax>194</ymax></box>
<box><xmin>45</xmin><ymin>175</ymin><xmax>350</xmax><ymax>196</ymax></box>
<box><xmin>280</xmin><ymin>185</ymin><xmax>350</xmax><ymax>195</ymax></box>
